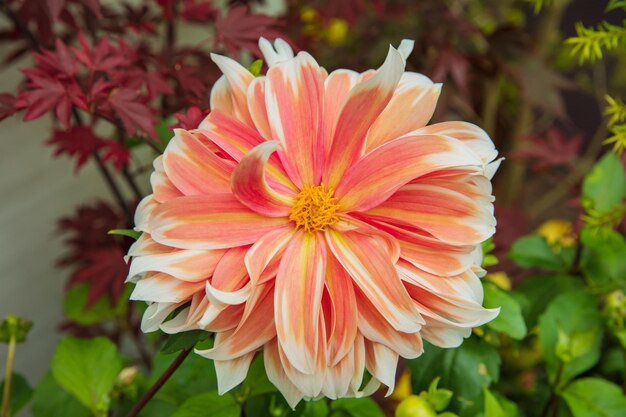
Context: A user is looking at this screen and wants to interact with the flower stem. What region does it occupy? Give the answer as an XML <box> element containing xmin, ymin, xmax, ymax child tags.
<box><xmin>126</xmin><ymin>348</ymin><xmax>192</xmax><ymax>417</ymax></box>
<box><xmin>1</xmin><ymin>334</ymin><xmax>17</xmax><ymax>417</ymax></box>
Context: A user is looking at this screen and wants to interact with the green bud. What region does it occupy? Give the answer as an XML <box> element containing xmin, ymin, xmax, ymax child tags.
<box><xmin>0</xmin><ymin>314</ymin><xmax>33</xmax><ymax>343</ymax></box>
<box><xmin>395</xmin><ymin>395</ymin><xmax>437</xmax><ymax>417</ymax></box>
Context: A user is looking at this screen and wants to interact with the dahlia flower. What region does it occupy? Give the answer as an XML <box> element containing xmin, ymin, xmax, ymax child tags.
<box><xmin>127</xmin><ymin>37</ymin><xmax>501</xmax><ymax>407</ymax></box>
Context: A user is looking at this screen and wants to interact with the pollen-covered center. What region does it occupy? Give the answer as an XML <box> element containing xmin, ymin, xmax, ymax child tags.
<box><xmin>289</xmin><ymin>185</ymin><xmax>340</xmax><ymax>233</ymax></box>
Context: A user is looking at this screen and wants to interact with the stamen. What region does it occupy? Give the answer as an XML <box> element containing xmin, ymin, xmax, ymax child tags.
<box><xmin>289</xmin><ymin>184</ymin><xmax>340</xmax><ymax>233</ymax></box>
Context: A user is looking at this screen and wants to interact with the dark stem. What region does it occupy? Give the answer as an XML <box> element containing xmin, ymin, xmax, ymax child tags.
<box><xmin>540</xmin><ymin>362</ymin><xmax>565</xmax><ymax>417</ymax></box>
<box><xmin>121</xmin><ymin>166</ymin><xmax>144</xmax><ymax>201</ymax></box>
<box><xmin>161</xmin><ymin>0</ymin><xmax>178</xmax><ymax>113</ymax></box>
<box><xmin>0</xmin><ymin>4</ymin><xmax>40</xmax><ymax>50</ymax></box>
<box><xmin>126</xmin><ymin>348</ymin><xmax>192</xmax><ymax>417</ymax></box>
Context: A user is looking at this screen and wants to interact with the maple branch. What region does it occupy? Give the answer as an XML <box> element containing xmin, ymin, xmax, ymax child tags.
<box><xmin>161</xmin><ymin>0</ymin><xmax>178</xmax><ymax>113</ymax></box>
<box><xmin>126</xmin><ymin>348</ymin><xmax>192</xmax><ymax>417</ymax></box>
<box><xmin>0</xmin><ymin>3</ymin><xmax>40</xmax><ymax>51</ymax></box>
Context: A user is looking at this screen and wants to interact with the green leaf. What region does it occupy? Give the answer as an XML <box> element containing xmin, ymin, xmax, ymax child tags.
<box><xmin>248</xmin><ymin>59</ymin><xmax>264</xmax><ymax>76</ymax></box>
<box><xmin>302</xmin><ymin>400</ymin><xmax>329</xmax><ymax>417</ymax></box>
<box><xmin>580</xmin><ymin>228</ymin><xmax>626</xmax><ymax>294</ymax></box>
<box><xmin>31</xmin><ymin>373</ymin><xmax>90</xmax><ymax>417</ymax></box>
<box><xmin>64</xmin><ymin>284</ymin><xmax>130</xmax><ymax>326</ymax></box>
<box><xmin>484</xmin><ymin>389</ymin><xmax>519</xmax><ymax>417</ymax></box>
<box><xmin>560</xmin><ymin>378</ymin><xmax>626</xmax><ymax>417</ymax></box>
<box><xmin>171</xmin><ymin>392</ymin><xmax>240</xmax><ymax>417</ymax></box>
<box><xmin>508</xmin><ymin>235</ymin><xmax>574</xmax><ymax>271</ymax></box>
<box><xmin>515</xmin><ymin>275</ymin><xmax>583</xmax><ymax>328</ymax></box>
<box><xmin>330</xmin><ymin>398</ymin><xmax>385</xmax><ymax>417</ymax></box>
<box><xmin>160</xmin><ymin>330</ymin><xmax>209</xmax><ymax>354</ymax></box>
<box><xmin>538</xmin><ymin>291</ymin><xmax>602</xmax><ymax>387</ymax></box>
<box><xmin>408</xmin><ymin>337</ymin><xmax>500</xmax><ymax>415</ymax></box>
<box><xmin>51</xmin><ymin>337</ymin><xmax>123</xmax><ymax>414</ymax></box>
<box><xmin>108</xmin><ymin>228</ymin><xmax>142</xmax><ymax>239</ymax></box>
<box><xmin>0</xmin><ymin>373</ymin><xmax>33</xmax><ymax>416</ymax></box>
<box><xmin>483</xmin><ymin>283</ymin><xmax>527</xmax><ymax>339</ymax></box>
<box><xmin>582</xmin><ymin>152</ymin><xmax>626</xmax><ymax>214</ymax></box>
<box><xmin>427</xmin><ymin>377</ymin><xmax>453</xmax><ymax>411</ymax></box>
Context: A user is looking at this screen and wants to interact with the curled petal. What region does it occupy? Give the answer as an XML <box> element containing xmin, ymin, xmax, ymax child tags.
<box><xmin>275</xmin><ymin>231</ymin><xmax>326</xmax><ymax>374</ymax></box>
<box><xmin>335</xmin><ymin>134</ymin><xmax>483</xmax><ymax>213</ymax></box>
<box><xmin>163</xmin><ymin>129</ymin><xmax>235</xmax><ymax>195</ymax></box>
<box><xmin>325</xmin><ymin>230</ymin><xmax>423</xmax><ymax>334</ymax></box>
<box><xmin>150</xmin><ymin>194</ymin><xmax>291</xmax><ymax>250</ymax></box>
<box><xmin>130</xmin><ymin>273</ymin><xmax>204</xmax><ymax>303</ymax></box>
<box><xmin>231</xmin><ymin>141</ymin><xmax>295</xmax><ymax>216</ymax></box>
<box><xmin>140</xmin><ymin>302</ymin><xmax>182</xmax><ymax>332</ymax></box>
<box><xmin>324</xmin><ymin>46</ymin><xmax>405</xmax><ymax>188</ymax></box>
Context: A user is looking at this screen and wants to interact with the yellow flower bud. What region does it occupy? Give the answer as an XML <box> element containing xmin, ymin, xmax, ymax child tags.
<box><xmin>324</xmin><ymin>19</ymin><xmax>349</xmax><ymax>46</ymax></box>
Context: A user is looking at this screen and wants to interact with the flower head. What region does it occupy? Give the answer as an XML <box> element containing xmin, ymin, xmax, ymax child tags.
<box><xmin>127</xmin><ymin>37</ymin><xmax>501</xmax><ymax>407</ymax></box>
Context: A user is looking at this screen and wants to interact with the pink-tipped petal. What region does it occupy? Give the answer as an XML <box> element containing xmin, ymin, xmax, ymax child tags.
<box><xmin>266</xmin><ymin>52</ymin><xmax>326</xmax><ymax>186</ymax></box>
<box><xmin>163</xmin><ymin>129</ymin><xmax>235</xmax><ymax>195</ymax></box>
<box><xmin>231</xmin><ymin>141</ymin><xmax>295</xmax><ymax>216</ymax></box>
<box><xmin>366</xmin><ymin>73</ymin><xmax>441</xmax><ymax>151</ymax></box>
<box><xmin>325</xmin><ymin>230</ymin><xmax>422</xmax><ymax>334</ymax></box>
<box><xmin>324</xmin><ymin>46</ymin><xmax>405</xmax><ymax>188</ymax></box>
<box><xmin>150</xmin><ymin>194</ymin><xmax>291</xmax><ymax>250</ymax></box>
<box><xmin>335</xmin><ymin>134</ymin><xmax>483</xmax><ymax>213</ymax></box>
<box><xmin>275</xmin><ymin>231</ymin><xmax>326</xmax><ymax>374</ymax></box>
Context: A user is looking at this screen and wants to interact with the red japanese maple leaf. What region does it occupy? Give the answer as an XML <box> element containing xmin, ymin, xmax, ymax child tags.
<box><xmin>106</xmin><ymin>88</ymin><xmax>156</xmax><ymax>137</ymax></box>
<box><xmin>72</xmin><ymin>34</ymin><xmax>128</xmax><ymax>72</ymax></box>
<box><xmin>101</xmin><ymin>139</ymin><xmax>131</xmax><ymax>171</ymax></box>
<box><xmin>173</xmin><ymin>106</ymin><xmax>206</xmax><ymax>130</ymax></box>
<box><xmin>511</xmin><ymin>128</ymin><xmax>583</xmax><ymax>171</ymax></box>
<box><xmin>47</xmin><ymin>126</ymin><xmax>105</xmax><ymax>172</ymax></box>
<box><xmin>215</xmin><ymin>5</ymin><xmax>287</xmax><ymax>56</ymax></box>
<box><xmin>180</xmin><ymin>0</ymin><xmax>215</xmax><ymax>22</ymax></box>
<box><xmin>46</xmin><ymin>0</ymin><xmax>101</xmax><ymax>21</ymax></box>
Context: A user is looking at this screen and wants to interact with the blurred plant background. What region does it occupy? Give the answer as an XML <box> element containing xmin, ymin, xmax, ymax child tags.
<box><xmin>1</xmin><ymin>0</ymin><xmax>626</xmax><ymax>416</ymax></box>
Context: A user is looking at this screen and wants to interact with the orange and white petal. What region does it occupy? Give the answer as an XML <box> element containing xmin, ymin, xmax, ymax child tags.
<box><xmin>134</xmin><ymin>195</ymin><xmax>158</xmax><ymax>233</ymax></box>
<box><xmin>325</xmin><ymin>254</ymin><xmax>358</xmax><ymax>365</ymax></box>
<box><xmin>130</xmin><ymin>272</ymin><xmax>204</xmax><ymax>303</ymax></box>
<box><xmin>199</xmin><ymin>110</ymin><xmax>297</xmax><ymax>193</ymax></box>
<box><xmin>264</xmin><ymin>338</ymin><xmax>303</xmax><ymax>409</ymax></box>
<box><xmin>196</xmin><ymin>283</ymin><xmax>275</xmax><ymax>360</ymax></box>
<box><xmin>150</xmin><ymin>194</ymin><xmax>291</xmax><ymax>250</ymax></box>
<box><xmin>397</xmin><ymin>39</ymin><xmax>415</xmax><ymax>61</ymax></box>
<box><xmin>366</xmin><ymin>73</ymin><xmax>442</xmax><ymax>151</ymax></box>
<box><xmin>210</xmin><ymin>75</ymin><xmax>234</xmax><ymax>115</ymax></box>
<box><xmin>275</xmin><ymin>231</ymin><xmax>326</xmax><ymax>374</ymax></box>
<box><xmin>356</xmin><ymin>289</ymin><xmax>424</xmax><ymax>359</ymax></box>
<box><xmin>364</xmin><ymin>341</ymin><xmax>399</xmax><ymax>396</ymax></box>
<box><xmin>211</xmin><ymin>246</ymin><xmax>249</xmax><ymax>291</ymax></box>
<box><xmin>335</xmin><ymin>134</ymin><xmax>483</xmax><ymax>213</ymax></box>
<box><xmin>127</xmin><ymin>233</ymin><xmax>174</xmax><ymax>259</ymax></box>
<box><xmin>412</xmin><ymin>121</ymin><xmax>498</xmax><ymax>168</ymax></box>
<box><xmin>266</xmin><ymin>51</ymin><xmax>326</xmax><ymax>186</ymax></box>
<box><xmin>259</xmin><ymin>37</ymin><xmax>295</xmax><ymax>67</ymax></box>
<box><xmin>323</xmin><ymin>345</ymin><xmax>355</xmax><ymax>399</ymax></box>
<box><xmin>140</xmin><ymin>301</ymin><xmax>184</xmax><ymax>332</ymax></box>
<box><xmin>245</xmin><ymin>225</ymin><xmax>295</xmax><ymax>285</ymax></box>
<box><xmin>321</xmin><ymin>69</ymin><xmax>359</xmax><ymax>154</ymax></box>
<box><xmin>163</xmin><ymin>129</ymin><xmax>235</xmax><ymax>196</ymax></box>
<box><xmin>128</xmin><ymin>249</ymin><xmax>226</xmax><ymax>282</ymax></box>
<box><xmin>325</xmin><ymin>230</ymin><xmax>423</xmax><ymax>334</ymax></box>
<box><xmin>151</xmin><ymin>156</ymin><xmax>182</xmax><ymax>202</ymax></box>
<box><xmin>210</xmin><ymin>53</ymin><xmax>255</xmax><ymax>126</ymax></box>
<box><xmin>214</xmin><ymin>350</ymin><xmax>255</xmax><ymax>394</ymax></box>
<box><xmin>363</xmin><ymin>183</ymin><xmax>496</xmax><ymax>246</ymax></box>
<box><xmin>231</xmin><ymin>141</ymin><xmax>295</xmax><ymax>217</ymax></box>
<box><xmin>247</xmin><ymin>77</ymin><xmax>272</xmax><ymax>139</ymax></box>
<box><xmin>323</xmin><ymin>46</ymin><xmax>405</xmax><ymax>188</ymax></box>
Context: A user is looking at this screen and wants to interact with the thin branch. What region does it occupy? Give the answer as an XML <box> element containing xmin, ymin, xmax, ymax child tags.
<box><xmin>126</xmin><ymin>349</ymin><xmax>192</xmax><ymax>417</ymax></box>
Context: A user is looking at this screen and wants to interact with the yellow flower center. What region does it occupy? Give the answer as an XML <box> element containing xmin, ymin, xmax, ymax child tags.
<box><xmin>289</xmin><ymin>185</ymin><xmax>340</xmax><ymax>233</ymax></box>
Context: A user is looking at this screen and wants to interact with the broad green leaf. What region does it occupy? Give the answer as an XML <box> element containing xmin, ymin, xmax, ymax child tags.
<box><xmin>330</xmin><ymin>398</ymin><xmax>385</xmax><ymax>417</ymax></box>
<box><xmin>599</xmin><ymin>347</ymin><xmax>626</xmax><ymax>375</ymax></box>
<box><xmin>108</xmin><ymin>229</ymin><xmax>142</xmax><ymax>239</ymax></box>
<box><xmin>409</xmin><ymin>337</ymin><xmax>500</xmax><ymax>415</ymax></box>
<box><xmin>51</xmin><ymin>337</ymin><xmax>123</xmax><ymax>413</ymax></box>
<box><xmin>160</xmin><ymin>330</ymin><xmax>209</xmax><ymax>354</ymax></box>
<box><xmin>150</xmin><ymin>351</ymin><xmax>217</xmax><ymax>405</ymax></box>
<box><xmin>560</xmin><ymin>378</ymin><xmax>626</xmax><ymax>417</ymax></box>
<box><xmin>64</xmin><ymin>284</ymin><xmax>130</xmax><ymax>326</ymax></box>
<box><xmin>483</xmin><ymin>283</ymin><xmax>527</xmax><ymax>339</ymax></box>
<box><xmin>508</xmin><ymin>235</ymin><xmax>574</xmax><ymax>271</ymax></box>
<box><xmin>514</xmin><ymin>275</ymin><xmax>583</xmax><ymax>328</ymax></box>
<box><xmin>31</xmin><ymin>373</ymin><xmax>90</xmax><ymax>417</ymax></box>
<box><xmin>580</xmin><ymin>228</ymin><xmax>626</xmax><ymax>294</ymax></box>
<box><xmin>484</xmin><ymin>389</ymin><xmax>505</xmax><ymax>417</ymax></box>
<box><xmin>539</xmin><ymin>291</ymin><xmax>602</xmax><ymax>387</ymax></box>
<box><xmin>0</xmin><ymin>373</ymin><xmax>33</xmax><ymax>416</ymax></box>
<box><xmin>581</xmin><ymin>152</ymin><xmax>626</xmax><ymax>214</ymax></box>
<box><xmin>302</xmin><ymin>400</ymin><xmax>329</xmax><ymax>417</ymax></box>
<box><xmin>171</xmin><ymin>392</ymin><xmax>240</xmax><ymax>417</ymax></box>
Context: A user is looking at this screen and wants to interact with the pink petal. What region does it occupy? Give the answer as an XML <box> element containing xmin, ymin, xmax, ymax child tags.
<box><xmin>151</xmin><ymin>156</ymin><xmax>183</xmax><ymax>202</ymax></box>
<box><xmin>231</xmin><ymin>141</ymin><xmax>295</xmax><ymax>216</ymax></box>
<box><xmin>245</xmin><ymin>225</ymin><xmax>295</xmax><ymax>285</ymax></box>
<box><xmin>275</xmin><ymin>230</ymin><xmax>326</xmax><ymax>374</ymax></box>
<box><xmin>323</xmin><ymin>46</ymin><xmax>405</xmax><ymax>188</ymax></box>
<box><xmin>325</xmin><ymin>229</ymin><xmax>423</xmax><ymax>333</ymax></box>
<box><xmin>321</xmin><ymin>69</ymin><xmax>359</xmax><ymax>156</ymax></box>
<box><xmin>163</xmin><ymin>129</ymin><xmax>235</xmax><ymax>195</ymax></box>
<box><xmin>246</xmin><ymin>77</ymin><xmax>272</xmax><ymax>139</ymax></box>
<box><xmin>366</xmin><ymin>73</ymin><xmax>441</xmax><ymax>151</ymax></box>
<box><xmin>265</xmin><ymin>52</ymin><xmax>326</xmax><ymax>187</ymax></box>
<box><xmin>335</xmin><ymin>134</ymin><xmax>483</xmax><ymax>213</ymax></box>
<box><xmin>150</xmin><ymin>194</ymin><xmax>291</xmax><ymax>250</ymax></box>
